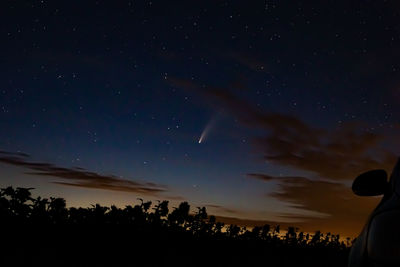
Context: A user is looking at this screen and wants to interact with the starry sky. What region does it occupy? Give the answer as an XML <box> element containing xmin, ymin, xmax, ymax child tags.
<box><xmin>1</xmin><ymin>0</ymin><xmax>400</xmax><ymax>237</ymax></box>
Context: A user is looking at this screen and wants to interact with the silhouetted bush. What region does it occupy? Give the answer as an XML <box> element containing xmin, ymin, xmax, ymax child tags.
<box><xmin>0</xmin><ymin>187</ymin><xmax>351</xmax><ymax>267</ymax></box>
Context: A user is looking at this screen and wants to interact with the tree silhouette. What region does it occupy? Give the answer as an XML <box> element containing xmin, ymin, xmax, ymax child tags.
<box><xmin>0</xmin><ymin>186</ymin><xmax>351</xmax><ymax>267</ymax></box>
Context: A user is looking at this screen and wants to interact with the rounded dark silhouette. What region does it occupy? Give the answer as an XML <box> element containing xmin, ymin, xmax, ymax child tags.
<box><xmin>349</xmin><ymin>159</ymin><xmax>400</xmax><ymax>267</ymax></box>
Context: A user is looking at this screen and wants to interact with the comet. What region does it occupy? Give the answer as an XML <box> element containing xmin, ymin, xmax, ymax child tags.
<box><xmin>198</xmin><ymin>113</ymin><xmax>222</xmax><ymax>144</ymax></box>
<box><xmin>198</xmin><ymin>123</ymin><xmax>212</xmax><ymax>143</ymax></box>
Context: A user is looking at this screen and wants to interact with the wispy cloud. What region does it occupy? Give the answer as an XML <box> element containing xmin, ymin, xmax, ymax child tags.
<box><xmin>169</xmin><ymin>77</ymin><xmax>396</xmax><ymax>180</ymax></box>
<box><xmin>247</xmin><ymin>173</ymin><xmax>381</xmax><ymax>237</ymax></box>
<box><xmin>205</xmin><ymin>204</ymin><xmax>239</xmax><ymax>214</ymax></box>
<box><xmin>169</xmin><ymin>77</ymin><xmax>397</xmax><ymax>236</ymax></box>
<box><xmin>0</xmin><ymin>151</ymin><xmax>167</xmax><ymax>195</ymax></box>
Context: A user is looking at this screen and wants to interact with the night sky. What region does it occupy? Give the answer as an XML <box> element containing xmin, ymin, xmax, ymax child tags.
<box><xmin>1</xmin><ymin>0</ymin><xmax>400</xmax><ymax>237</ymax></box>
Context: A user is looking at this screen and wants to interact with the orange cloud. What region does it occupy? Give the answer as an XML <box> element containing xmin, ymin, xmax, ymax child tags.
<box><xmin>248</xmin><ymin>173</ymin><xmax>381</xmax><ymax>237</ymax></box>
<box><xmin>205</xmin><ymin>204</ymin><xmax>239</xmax><ymax>214</ymax></box>
<box><xmin>0</xmin><ymin>151</ymin><xmax>167</xmax><ymax>195</ymax></box>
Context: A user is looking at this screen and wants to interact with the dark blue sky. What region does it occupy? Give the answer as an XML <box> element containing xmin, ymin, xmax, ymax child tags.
<box><xmin>1</xmin><ymin>0</ymin><xmax>400</xmax><ymax>236</ymax></box>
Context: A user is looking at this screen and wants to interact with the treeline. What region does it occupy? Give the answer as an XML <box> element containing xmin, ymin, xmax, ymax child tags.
<box><xmin>0</xmin><ymin>186</ymin><xmax>351</xmax><ymax>267</ymax></box>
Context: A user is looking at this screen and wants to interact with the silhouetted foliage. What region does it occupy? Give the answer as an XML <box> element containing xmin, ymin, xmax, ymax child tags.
<box><xmin>0</xmin><ymin>187</ymin><xmax>351</xmax><ymax>267</ymax></box>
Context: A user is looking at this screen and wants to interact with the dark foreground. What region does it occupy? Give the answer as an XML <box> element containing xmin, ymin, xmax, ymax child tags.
<box><xmin>1</xmin><ymin>187</ymin><xmax>350</xmax><ymax>266</ymax></box>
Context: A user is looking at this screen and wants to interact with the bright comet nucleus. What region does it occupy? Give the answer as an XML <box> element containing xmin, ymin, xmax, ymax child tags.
<box><xmin>198</xmin><ymin>113</ymin><xmax>222</xmax><ymax>144</ymax></box>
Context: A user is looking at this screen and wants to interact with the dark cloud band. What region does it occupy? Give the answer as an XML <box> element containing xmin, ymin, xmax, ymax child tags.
<box><xmin>0</xmin><ymin>151</ymin><xmax>167</xmax><ymax>195</ymax></box>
